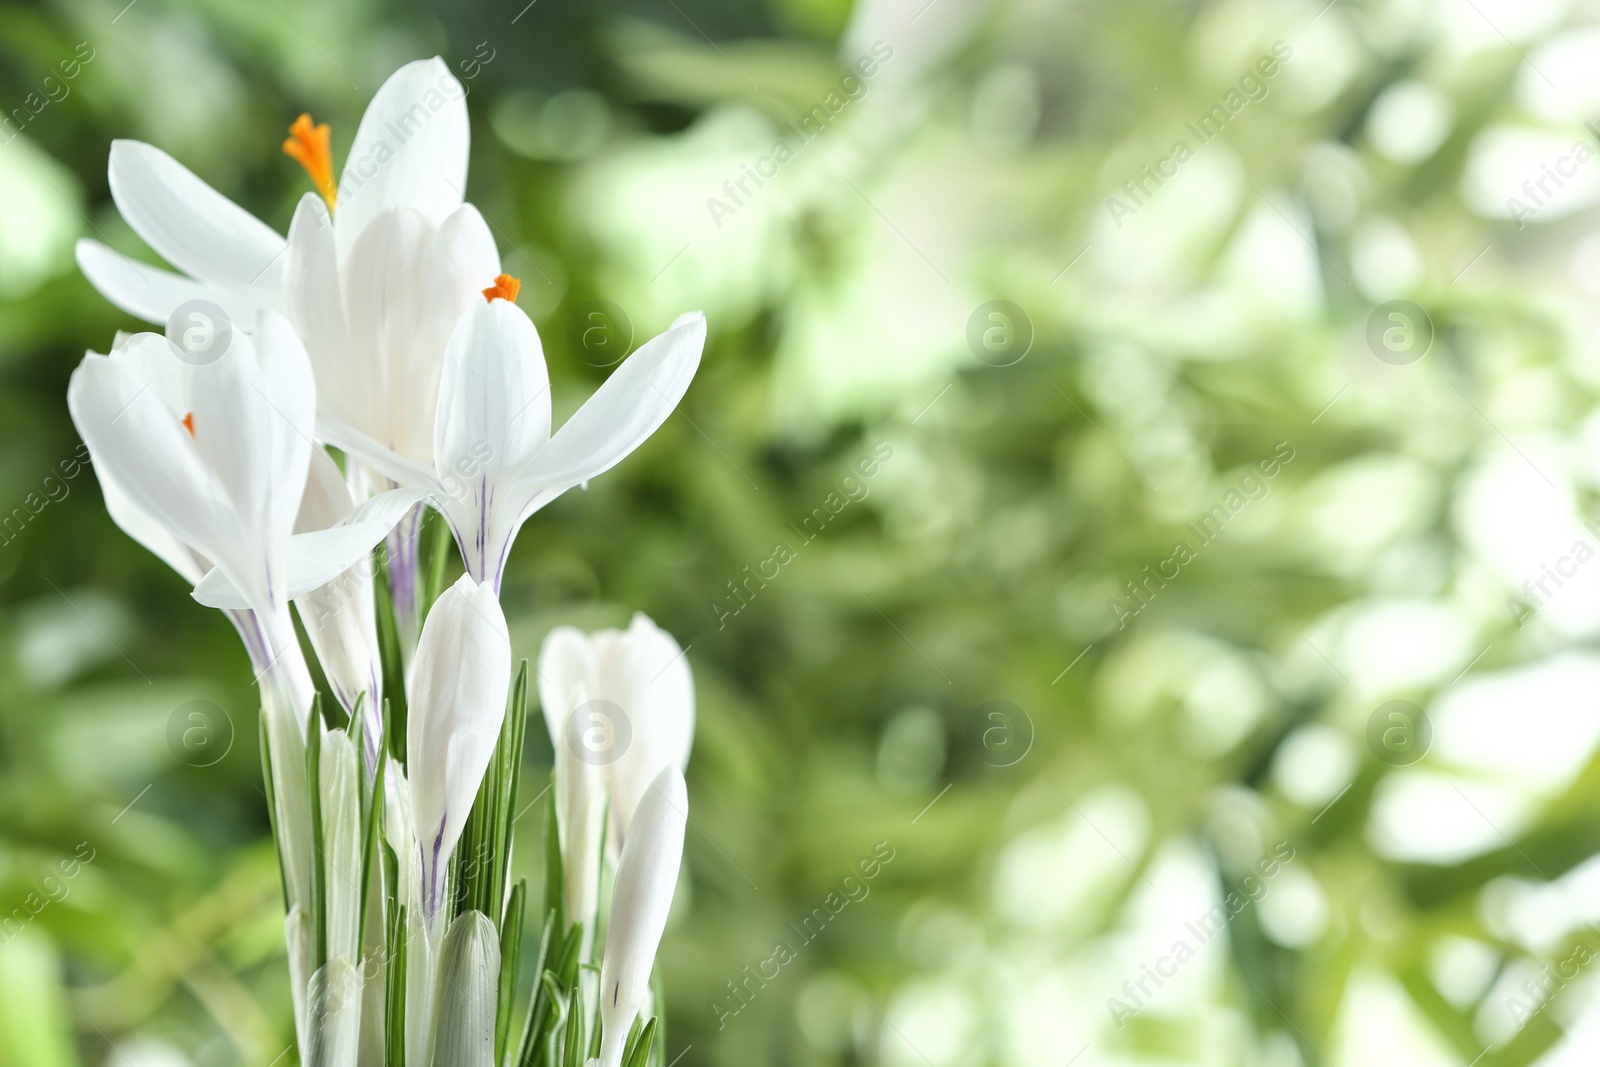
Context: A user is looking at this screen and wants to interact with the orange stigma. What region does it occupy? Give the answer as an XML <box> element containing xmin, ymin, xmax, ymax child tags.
<box><xmin>283</xmin><ymin>113</ymin><xmax>337</xmax><ymax>212</ymax></box>
<box><xmin>482</xmin><ymin>274</ymin><xmax>522</xmax><ymax>304</ymax></box>
<box><xmin>182</xmin><ymin>412</ymin><xmax>196</xmax><ymax>438</ymax></box>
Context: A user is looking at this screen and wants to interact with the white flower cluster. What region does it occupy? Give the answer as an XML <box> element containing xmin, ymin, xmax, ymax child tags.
<box><xmin>68</xmin><ymin>58</ymin><xmax>700</xmax><ymax>1067</ymax></box>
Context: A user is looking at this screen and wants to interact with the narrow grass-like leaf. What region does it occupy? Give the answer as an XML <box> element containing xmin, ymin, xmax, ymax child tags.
<box><xmin>540</xmin><ymin>972</ymin><xmax>568</xmax><ymax>1067</ymax></box>
<box><xmin>513</xmin><ymin>908</ymin><xmax>557</xmax><ymax>1067</ymax></box>
<box><xmin>373</xmin><ymin>568</ymin><xmax>408</xmax><ymax>768</ymax></box>
<box><xmin>424</xmin><ymin>507</ymin><xmax>452</xmax><ymax>615</ymax></box>
<box><xmin>562</xmin><ymin>971</ymin><xmax>587</xmax><ymax>1067</ymax></box>
<box><xmin>385</xmin><ymin>903</ymin><xmax>407</xmax><ymax>1067</ymax></box>
<box><xmin>259</xmin><ymin>710</ymin><xmax>289</xmax><ymax>911</ymax></box>
<box><xmin>358</xmin><ymin>738</ymin><xmax>387</xmax><ymax>951</ymax></box>
<box><xmin>495</xmin><ymin>662</ymin><xmax>530</xmax><ymax>924</ymax></box>
<box><xmin>520</xmin><ymin>920</ymin><xmax>583</xmax><ymax>1067</ymax></box>
<box><xmin>307</xmin><ymin>697</ymin><xmax>327</xmax><ymax>970</ymax></box>
<box><xmin>346</xmin><ymin>690</ymin><xmax>365</xmax><ymax>748</ymax></box>
<box><xmin>543</xmin><ymin>777</ymin><xmax>564</xmax><ymax>934</ymax></box>
<box><xmin>496</xmin><ymin>879</ymin><xmax>525</xmax><ymax>1065</ymax></box>
<box><xmin>622</xmin><ymin>1017</ymin><xmax>656</xmax><ymax>1067</ymax></box>
<box><xmin>648</xmin><ymin>966</ymin><xmax>666</xmax><ymax>1067</ymax></box>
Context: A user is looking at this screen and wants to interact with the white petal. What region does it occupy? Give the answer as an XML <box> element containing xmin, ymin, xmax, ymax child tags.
<box><xmin>537</xmin><ymin>626</ymin><xmax>595</xmax><ymax>749</ymax></box>
<box><xmin>339</xmin><ymin>206</ymin><xmax>440</xmax><ymax>466</ymax></box>
<box><xmin>108</xmin><ymin>140</ymin><xmax>286</xmax><ymax>287</ymax></box>
<box><xmin>518</xmin><ymin>312</ymin><xmax>705</xmax><ymax>507</ymax></box>
<box><xmin>192</xmin><ymin>486</ymin><xmax>426</xmax><ymax>608</ymax></box>
<box><xmin>297</xmin><ymin>447</ymin><xmax>356</xmax><ymax>533</ymax></box>
<box><xmin>432</xmin><ymin>300</ymin><xmax>552</xmax><ymax>584</ymax></box>
<box><xmin>407</xmin><ymin>575</ymin><xmax>511</xmax><ymax>926</ymax></box>
<box><xmin>335</xmin><ymin>58</ymin><xmax>469</xmax><ymax>260</ymax></box>
<box><xmin>104</xmin><ymin>332</ymin><xmax>191</xmax><ymax>415</ymax></box>
<box><xmin>317</xmin><ymin>413</ymin><xmax>440</xmax><ymax>491</ymax></box>
<box><xmin>539</xmin><ymin>626</ymin><xmax>606</xmax><ymax>942</ymax></box>
<box><xmin>626</xmin><ymin>613</ymin><xmax>694</xmax><ymax>772</ymax></box>
<box><xmin>597</xmin><ymin>765</ymin><xmax>687</xmax><ymax>1067</ymax></box>
<box><xmin>99</xmin><ymin>470</ymin><xmax>210</xmax><ymax>585</ymax></box>
<box><xmin>435</xmin><ymin>300</ymin><xmax>551</xmax><ymax>476</ymax></box>
<box><xmin>284</xmin><ymin>195</ymin><xmax>361</xmax><ymax>433</ymax></box>
<box><xmin>68</xmin><ymin>354</ymin><xmax>249</xmax><ymax>602</ymax></box>
<box><xmin>252</xmin><ymin>311</ymin><xmax>319</xmax><ymax>540</ymax></box>
<box><xmin>559</xmin><ymin>743</ymin><xmax>606</xmax><ymax>941</ymax></box>
<box><xmin>600</xmin><ymin>615</ymin><xmax>695</xmax><ymax>845</ymax></box>
<box><xmin>382</xmin><ymin>759</ymin><xmax>418</xmax><ymax>898</ymax></box>
<box><xmin>76</xmin><ymin>239</ymin><xmax>272</xmax><ymax>326</ymax></box>
<box><xmin>283</xmin><ymin>486</ymin><xmax>427</xmax><ymax>595</ymax></box>
<box><xmin>426</xmin><ymin>203</ymin><xmax>501</xmax><ymax>300</ymax></box>
<box><xmin>181</xmin><ymin>318</ymin><xmax>310</xmax><ymax>606</ymax></box>
<box><xmin>296</xmin><ymin>563</ymin><xmax>383</xmax><ymax>750</ymax></box>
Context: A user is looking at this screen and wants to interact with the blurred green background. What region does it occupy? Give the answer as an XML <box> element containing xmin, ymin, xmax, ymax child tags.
<box><xmin>7</xmin><ymin>0</ymin><xmax>1600</xmax><ymax>1064</ymax></box>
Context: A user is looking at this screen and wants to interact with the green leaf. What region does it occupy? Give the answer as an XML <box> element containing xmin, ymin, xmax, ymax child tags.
<box><xmin>623</xmin><ymin>1017</ymin><xmax>657</xmax><ymax>1067</ymax></box>
<box><xmin>562</xmin><ymin>970</ymin><xmax>587</xmax><ymax>1067</ymax></box>
<box><xmin>543</xmin><ymin>775</ymin><xmax>564</xmax><ymax>934</ymax></box>
<box><xmin>496</xmin><ymin>878</ymin><xmax>526</xmax><ymax>1065</ymax></box>
<box><xmin>259</xmin><ymin>710</ymin><xmax>289</xmax><ymax>912</ymax></box>
<box><xmin>647</xmin><ymin>966</ymin><xmax>666</xmax><ymax>1067</ymax></box>
<box><xmin>306</xmin><ymin>696</ymin><xmax>327</xmax><ymax>970</ymax></box>
<box><xmin>358</xmin><ymin>735</ymin><xmax>387</xmax><ymax>952</ymax></box>
<box><xmin>423</xmin><ymin>507</ymin><xmax>453</xmax><ymax>615</ymax></box>
<box><xmin>495</xmin><ymin>662</ymin><xmax>531</xmax><ymax>924</ymax></box>
<box><xmin>384</xmin><ymin>903</ymin><xmax>407</xmax><ymax>1067</ymax></box>
<box><xmin>513</xmin><ymin>907</ymin><xmax>557</xmax><ymax>1067</ymax></box>
<box><xmin>373</xmin><ymin>575</ymin><xmax>408</xmax><ymax>768</ymax></box>
<box><xmin>539</xmin><ymin>972</ymin><xmax>568</xmax><ymax>1067</ymax></box>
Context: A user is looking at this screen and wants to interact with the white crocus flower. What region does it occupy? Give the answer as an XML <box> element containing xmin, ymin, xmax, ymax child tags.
<box><xmin>406</xmin><ymin>574</ymin><xmax>512</xmax><ymax>929</ymax></box>
<box><xmin>75</xmin><ymin>59</ymin><xmax>496</xmax><ymax>651</ymax></box>
<box><xmin>539</xmin><ymin>614</ymin><xmax>694</xmax><ymax>856</ymax></box>
<box><xmin>77</xmin><ymin>59</ymin><xmax>499</xmax><ymax>548</ymax></box>
<box><xmin>67</xmin><ymin>323</ymin><xmax>422</xmax><ymax>721</ymax></box>
<box><xmin>68</xmin><ymin>317</ymin><xmax>406</xmax><ymax>928</ymax></box>
<box><xmin>331</xmin><ymin>295</ymin><xmax>706</xmax><ymax>593</ymax></box>
<box><xmin>68</xmin><ymin>315</ymin><xmax>312</xmax><ymax>621</ymax></box>
<box><xmin>595</xmin><ymin>765</ymin><xmax>688</xmax><ymax>1067</ymax></box>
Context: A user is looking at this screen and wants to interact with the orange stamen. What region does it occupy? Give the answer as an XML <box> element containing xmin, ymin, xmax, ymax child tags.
<box><xmin>283</xmin><ymin>113</ymin><xmax>337</xmax><ymax>212</ymax></box>
<box><xmin>482</xmin><ymin>274</ymin><xmax>522</xmax><ymax>304</ymax></box>
<box><xmin>182</xmin><ymin>412</ymin><xmax>196</xmax><ymax>438</ymax></box>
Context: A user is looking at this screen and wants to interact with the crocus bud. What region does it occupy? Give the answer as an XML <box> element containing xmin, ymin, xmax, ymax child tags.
<box><xmin>539</xmin><ymin>614</ymin><xmax>693</xmax><ymax>856</ymax></box>
<box><xmin>596</xmin><ymin>765</ymin><xmax>687</xmax><ymax>1067</ymax></box>
<box><xmin>407</xmin><ymin>573</ymin><xmax>511</xmax><ymax>927</ymax></box>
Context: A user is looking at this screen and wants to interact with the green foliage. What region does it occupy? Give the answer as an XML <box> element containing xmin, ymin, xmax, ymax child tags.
<box><xmin>5</xmin><ymin>0</ymin><xmax>1600</xmax><ymax>1063</ymax></box>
